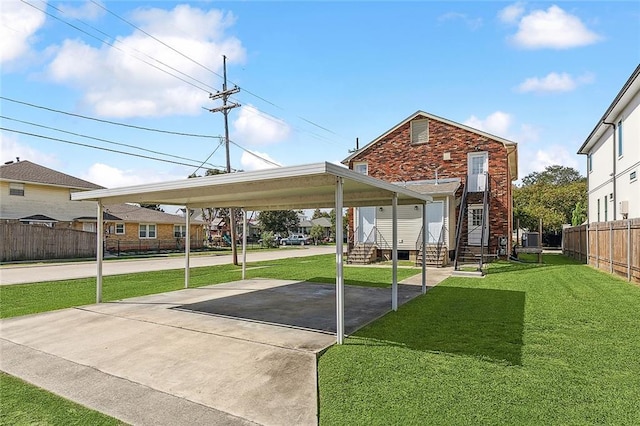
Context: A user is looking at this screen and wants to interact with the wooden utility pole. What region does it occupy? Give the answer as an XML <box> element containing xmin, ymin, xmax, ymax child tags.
<box><xmin>209</xmin><ymin>55</ymin><xmax>240</xmax><ymax>264</ymax></box>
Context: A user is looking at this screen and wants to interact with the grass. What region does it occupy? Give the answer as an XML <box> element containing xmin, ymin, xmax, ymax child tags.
<box><xmin>318</xmin><ymin>254</ymin><xmax>640</xmax><ymax>425</ymax></box>
<box><xmin>0</xmin><ymin>254</ymin><xmax>418</xmax><ymax>319</ymax></box>
<box><xmin>0</xmin><ymin>373</ymin><xmax>124</xmax><ymax>426</ymax></box>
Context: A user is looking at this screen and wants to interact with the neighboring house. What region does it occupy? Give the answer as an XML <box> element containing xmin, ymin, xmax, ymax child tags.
<box><xmin>0</xmin><ymin>159</ymin><xmax>103</xmax><ymax>227</ymax></box>
<box><xmin>578</xmin><ymin>64</ymin><xmax>640</xmax><ymax>222</ymax></box>
<box><xmin>97</xmin><ymin>204</ymin><xmax>204</xmax><ymax>253</ymax></box>
<box><xmin>342</xmin><ymin>110</ymin><xmax>518</xmax><ymax>268</ymax></box>
<box><xmin>298</xmin><ymin>216</ymin><xmax>332</xmax><ymax>238</ymax></box>
<box><xmin>0</xmin><ymin>160</ymin><xmax>203</xmax><ymax>254</ymax></box>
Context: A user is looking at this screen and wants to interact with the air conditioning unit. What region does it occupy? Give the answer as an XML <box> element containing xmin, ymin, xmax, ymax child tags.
<box><xmin>619</xmin><ymin>200</ymin><xmax>629</xmax><ymax>215</ymax></box>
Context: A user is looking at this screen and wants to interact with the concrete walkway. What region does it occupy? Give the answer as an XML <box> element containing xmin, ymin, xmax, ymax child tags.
<box><xmin>0</xmin><ymin>246</ymin><xmax>335</xmax><ymax>285</ymax></box>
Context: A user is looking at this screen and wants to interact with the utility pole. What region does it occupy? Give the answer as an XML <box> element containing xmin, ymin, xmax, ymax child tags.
<box><xmin>209</xmin><ymin>55</ymin><xmax>241</xmax><ymax>265</ymax></box>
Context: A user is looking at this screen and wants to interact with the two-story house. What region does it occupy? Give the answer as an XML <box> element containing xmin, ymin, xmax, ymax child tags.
<box><xmin>577</xmin><ymin>64</ymin><xmax>639</xmax><ymax>222</ymax></box>
<box><xmin>342</xmin><ymin>111</ymin><xmax>518</xmax><ymax>270</ymax></box>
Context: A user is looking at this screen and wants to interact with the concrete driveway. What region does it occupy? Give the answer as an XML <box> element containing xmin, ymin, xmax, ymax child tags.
<box><xmin>1</xmin><ymin>278</ymin><xmax>425</xmax><ymax>425</ymax></box>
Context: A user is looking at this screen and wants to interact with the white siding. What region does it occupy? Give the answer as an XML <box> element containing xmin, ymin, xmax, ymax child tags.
<box><xmin>375</xmin><ymin>196</ymin><xmax>452</xmax><ymax>250</ymax></box>
<box><xmin>587</xmin><ymin>87</ymin><xmax>640</xmax><ymax>221</ymax></box>
<box><xmin>0</xmin><ymin>182</ymin><xmax>96</xmax><ymax>221</ymax></box>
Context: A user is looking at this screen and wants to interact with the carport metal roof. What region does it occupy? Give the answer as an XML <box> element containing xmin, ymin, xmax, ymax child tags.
<box><xmin>72</xmin><ymin>162</ymin><xmax>433</xmax><ymax>344</ymax></box>
<box><xmin>72</xmin><ymin>162</ymin><xmax>432</xmax><ymax>209</ymax></box>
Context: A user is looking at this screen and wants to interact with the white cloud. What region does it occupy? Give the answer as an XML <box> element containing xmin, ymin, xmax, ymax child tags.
<box><xmin>46</xmin><ymin>4</ymin><xmax>245</xmax><ymax>118</ymax></box>
<box><xmin>508</xmin><ymin>5</ymin><xmax>601</xmax><ymax>49</ymax></box>
<box><xmin>0</xmin><ymin>0</ymin><xmax>47</xmax><ymax>65</ymax></box>
<box><xmin>438</xmin><ymin>12</ymin><xmax>482</xmax><ymax>30</ymax></box>
<box><xmin>0</xmin><ymin>133</ymin><xmax>59</xmax><ymax>166</ymax></box>
<box><xmin>80</xmin><ymin>163</ymin><xmax>187</xmax><ymax>188</ymax></box>
<box><xmin>57</xmin><ymin>1</ymin><xmax>105</xmax><ymax>20</ymax></box>
<box><xmin>516</xmin><ymin>72</ymin><xmax>595</xmax><ymax>93</ymax></box>
<box><xmin>498</xmin><ymin>2</ymin><xmax>525</xmax><ymax>24</ymax></box>
<box><xmin>232</xmin><ymin>105</ymin><xmax>291</xmax><ymax>146</ymax></box>
<box><xmin>240</xmin><ymin>150</ymin><xmax>282</xmax><ymax>171</ymax></box>
<box><xmin>464</xmin><ymin>111</ymin><xmax>513</xmax><ymax>139</ymax></box>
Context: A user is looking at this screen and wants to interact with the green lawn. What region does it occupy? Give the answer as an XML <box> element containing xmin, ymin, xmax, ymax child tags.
<box><xmin>2</xmin><ymin>254</ymin><xmax>639</xmax><ymax>425</ymax></box>
<box><xmin>318</xmin><ymin>255</ymin><xmax>640</xmax><ymax>425</ymax></box>
<box><xmin>0</xmin><ymin>372</ymin><xmax>124</xmax><ymax>426</ymax></box>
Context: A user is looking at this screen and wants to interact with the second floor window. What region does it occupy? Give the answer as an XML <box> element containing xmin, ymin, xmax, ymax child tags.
<box><xmin>617</xmin><ymin>120</ymin><xmax>623</xmax><ymax>157</ymax></box>
<box><xmin>9</xmin><ymin>183</ymin><xmax>24</xmax><ymax>196</ymax></box>
<box><xmin>588</xmin><ymin>154</ymin><xmax>593</xmax><ymax>173</ymax></box>
<box><xmin>411</xmin><ymin>119</ymin><xmax>429</xmax><ymax>145</ymax></box>
<box><xmin>353</xmin><ymin>162</ymin><xmax>368</xmax><ymax>175</ymax></box>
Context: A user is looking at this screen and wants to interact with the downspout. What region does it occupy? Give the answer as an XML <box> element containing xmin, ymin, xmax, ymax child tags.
<box><xmin>603</xmin><ymin>121</ymin><xmax>617</xmax><ymax>220</ymax></box>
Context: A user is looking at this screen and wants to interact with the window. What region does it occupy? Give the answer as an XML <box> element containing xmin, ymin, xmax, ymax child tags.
<box><xmin>410</xmin><ymin>118</ymin><xmax>429</xmax><ymax>145</ymax></box>
<box><xmin>139</xmin><ymin>224</ymin><xmax>156</xmax><ymax>239</ymax></box>
<box><xmin>353</xmin><ymin>162</ymin><xmax>368</xmax><ymax>175</ymax></box>
<box><xmin>115</xmin><ymin>223</ymin><xmax>125</xmax><ymax>234</ymax></box>
<box><xmin>604</xmin><ymin>196</ymin><xmax>608</xmax><ymax>221</ymax></box>
<box><xmin>174</xmin><ymin>225</ymin><xmax>186</xmax><ymax>238</ymax></box>
<box><xmin>617</xmin><ymin>120</ymin><xmax>623</xmax><ymax>157</ymax></box>
<box><xmin>587</xmin><ymin>154</ymin><xmax>593</xmax><ymax>173</ymax></box>
<box><xmin>471</xmin><ymin>208</ymin><xmax>483</xmax><ymax>227</ymax></box>
<box><xmin>83</xmin><ymin>223</ymin><xmax>97</xmax><ymax>233</ymax></box>
<box><xmin>597</xmin><ymin>199</ymin><xmax>601</xmax><ymax>222</ymax></box>
<box><xmin>9</xmin><ymin>183</ymin><xmax>24</xmax><ymax>196</ymax></box>
<box><xmin>631</xmin><ymin>171</ymin><xmax>637</xmax><ymax>182</ymax></box>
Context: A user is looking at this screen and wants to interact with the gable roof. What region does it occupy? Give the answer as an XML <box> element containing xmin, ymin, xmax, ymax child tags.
<box><xmin>0</xmin><ymin>160</ymin><xmax>103</xmax><ymax>190</ymax></box>
<box><xmin>577</xmin><ymin>63</ymin><xmax>640</xmax><ymax>155</ymax></box>
<box><xmin>342</xmin><ymin>110</ymin><xmax>518</xmax><ymax>180</ymax></box>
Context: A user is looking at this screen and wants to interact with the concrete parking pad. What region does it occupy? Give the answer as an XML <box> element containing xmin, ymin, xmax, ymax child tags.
<box><xmin>0</xmin><ymin>278</ymin><xmax>423</xmax><ymax>425</ymax></box>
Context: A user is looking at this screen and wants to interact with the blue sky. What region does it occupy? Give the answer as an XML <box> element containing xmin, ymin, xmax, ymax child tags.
<box><xmin>2</xmin><ymin>1</ymin><xmax>639</xmax><ymax>193</ymax></box>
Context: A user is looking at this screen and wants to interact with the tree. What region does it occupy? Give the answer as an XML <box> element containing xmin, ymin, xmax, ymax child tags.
<box><xmin>514</xmin><ymin>165</ymin><xmax>586</xmax><ymax>234</ymax></box>
<box><xmin>311</xmin><ymin>208</ymin><xmax>330</xmax><ymax>219</ymax></box>
<box><xmin>572</xmin><ymin>201</ymin><xmax>587</xmax><ymax>226</ymax></box>
<box><xmin>310</xmin><ymin>224</ymin><xmax>324</xmax><ymax>243</ymax></box>
<box><xmin>140</xmin><ymin>204</ymin><xmax>164</xmax><ymax>212</ymax></box>
<box><xmin>258</xmin><ymin>210</ymin><xmax>300</xmax><ymax>234</ymax></box>
<box><xmin>329</xmin><ymin>208</ymin><xmax>349</xmax><ymax>239</ymax></box>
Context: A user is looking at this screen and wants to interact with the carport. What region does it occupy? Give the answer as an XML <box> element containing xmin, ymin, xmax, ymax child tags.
<box><xmin>72</xmin><ymin>162</ymin><xmax>432</xmax><ymax>344</ymax></box>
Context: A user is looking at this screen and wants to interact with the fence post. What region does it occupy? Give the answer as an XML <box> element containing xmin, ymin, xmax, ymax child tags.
<box><xmin>595</xmin><ymin>224</ymin><xmax>599</xmax><ymax>269</ymax></box>
<box><xmin>609</xmin><ymin>222</ymin><xmax>613</xmax><ymax>274</ymax></box>
<box><xmin>628</xmin><ymin>219</ymin><xmax>631</xmax><ymax>282</ymax></box>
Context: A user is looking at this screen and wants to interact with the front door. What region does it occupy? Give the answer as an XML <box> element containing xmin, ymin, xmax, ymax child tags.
<box><xmin>468</xmin><ymin>205</ymin><xmax>488</xmax><ymax>246</ymax></box>
<box><xmin>426</xmin><ymin>201</ymin><xmax>444</xmax><ymax>244</ymax></box>
<box><xmin>468</xmin><ymin>152</ymin><xmax>488</xmax><ymax>192</ymax></box>
<box><xmin>357</xmin><ymin>207</ymin><xmax>376</xmax><ymax>243</ymax></box>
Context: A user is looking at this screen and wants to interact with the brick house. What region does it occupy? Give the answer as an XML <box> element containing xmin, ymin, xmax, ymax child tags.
<box><xmin>342</xmin><ymin>111</ymin><xmax>518</xmax><ymax>269</ymax></box>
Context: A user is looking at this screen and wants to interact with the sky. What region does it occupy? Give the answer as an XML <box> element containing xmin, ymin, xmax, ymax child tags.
<box><xmin>1</xmin><ymin>1</ymin><xmax>639</xmax><ymax>200</ymax></box>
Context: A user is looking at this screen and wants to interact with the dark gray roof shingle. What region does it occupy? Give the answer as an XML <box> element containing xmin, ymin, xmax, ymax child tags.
<box><xmin>0</xmin><ymin>160</ymin><xmax>104</xmax><ymax>190</ymax></box>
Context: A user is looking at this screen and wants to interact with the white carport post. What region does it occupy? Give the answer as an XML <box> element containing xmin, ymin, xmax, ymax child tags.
<box><xmin>242</xmin><ymin>208</ymin><xmax>247</xmax><ymax>280</ymax></box>
<box><xmin>96</xmin><ymin>202</ymin><xmax>104</xmax><ymax>303</ymax></box>
<box><xmin>422</xmin><ymin>201</ymin><xmax>428</xmax><ymax>294</ymax></box>
<box><xmin>335</xmin><ymin>177</ymin><xmax>345</xmax><ymax>344</ymax></box>
<box><xmin>392</xmin><ymin>192</ymin><xmax>398</xmax><ymax>311</ymax></box>
<box><xmin>184</xmin><ymin>205</ymin><xmax>191</xmax><ymax>289</ymax></box>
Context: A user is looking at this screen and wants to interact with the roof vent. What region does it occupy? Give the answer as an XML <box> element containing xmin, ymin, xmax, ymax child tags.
<box><xmin>4</xmin><ymin>161</ymin><xmax>14</xmax><ymax>165</ymax></box>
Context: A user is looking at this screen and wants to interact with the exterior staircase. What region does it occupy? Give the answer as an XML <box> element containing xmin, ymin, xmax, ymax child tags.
<box><xmin>415</xmin><ymin>243</ymin><xmax>448</xmax><ymax>267</ymax></box>
<box><xmin>347</xmin><ymin>243</ymin><xmax>377</xmax><ymax>264</ymax></box>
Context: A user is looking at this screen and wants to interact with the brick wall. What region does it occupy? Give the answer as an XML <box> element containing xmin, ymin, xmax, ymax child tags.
<box><xmin>348</xmin><ymin>114</ymin><xmax>514</xmax><ymax>255</ymax></box>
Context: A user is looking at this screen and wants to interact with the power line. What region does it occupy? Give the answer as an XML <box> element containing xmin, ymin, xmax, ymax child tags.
<box><xmin>1</xmin><ymin>115</ymin><xmax>226</xmax><ymax>170</ymax></box>
<box><xmin>228</xmin><ymin>139</ymin><xmax>282</xmax><ymax>168</ymax></box>
<box><xmin>1</xmin><ymin>127</ymin><xmax>233</xmax><ymax>170</ymax></box>
<box><xmin>84</xmin><ymin>0</ymin><xmax>346</xmax><ymax>142</ymax></box>
<box><xmin>1</xmin><ymin>97</ymin><xmax>223</xmax><ymax>139</ymax></box>
<box><xmin>20</xmin><ymin>0</ymin><xmax>212</xmax><ymax>93</ymax></box>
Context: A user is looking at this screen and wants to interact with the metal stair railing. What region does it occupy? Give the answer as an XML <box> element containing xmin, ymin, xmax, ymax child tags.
<box><xmin>478</xmin><ymin>172</ymin><xmax>490</xmax><ymax>271</ymax></box>
<box><xmin>453</xmin><ymin>176</ymin><xmax>470</xmax><ymax>270</ymax></box>
<box><xmin>415</xmin><ymin>223</ymin><xmax>447</xmax><ymax>266</ymax></box>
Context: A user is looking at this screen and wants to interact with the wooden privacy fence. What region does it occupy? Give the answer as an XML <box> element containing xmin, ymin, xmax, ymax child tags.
<box><xmin>563</xmin><ymin>219</ymin><xmax>640</xmax><ymax>283</ymax></box>
<box><xmin>1</xmin><ymin>222</ymin><xmax>96</xmax><ymax>262</ymax></box>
